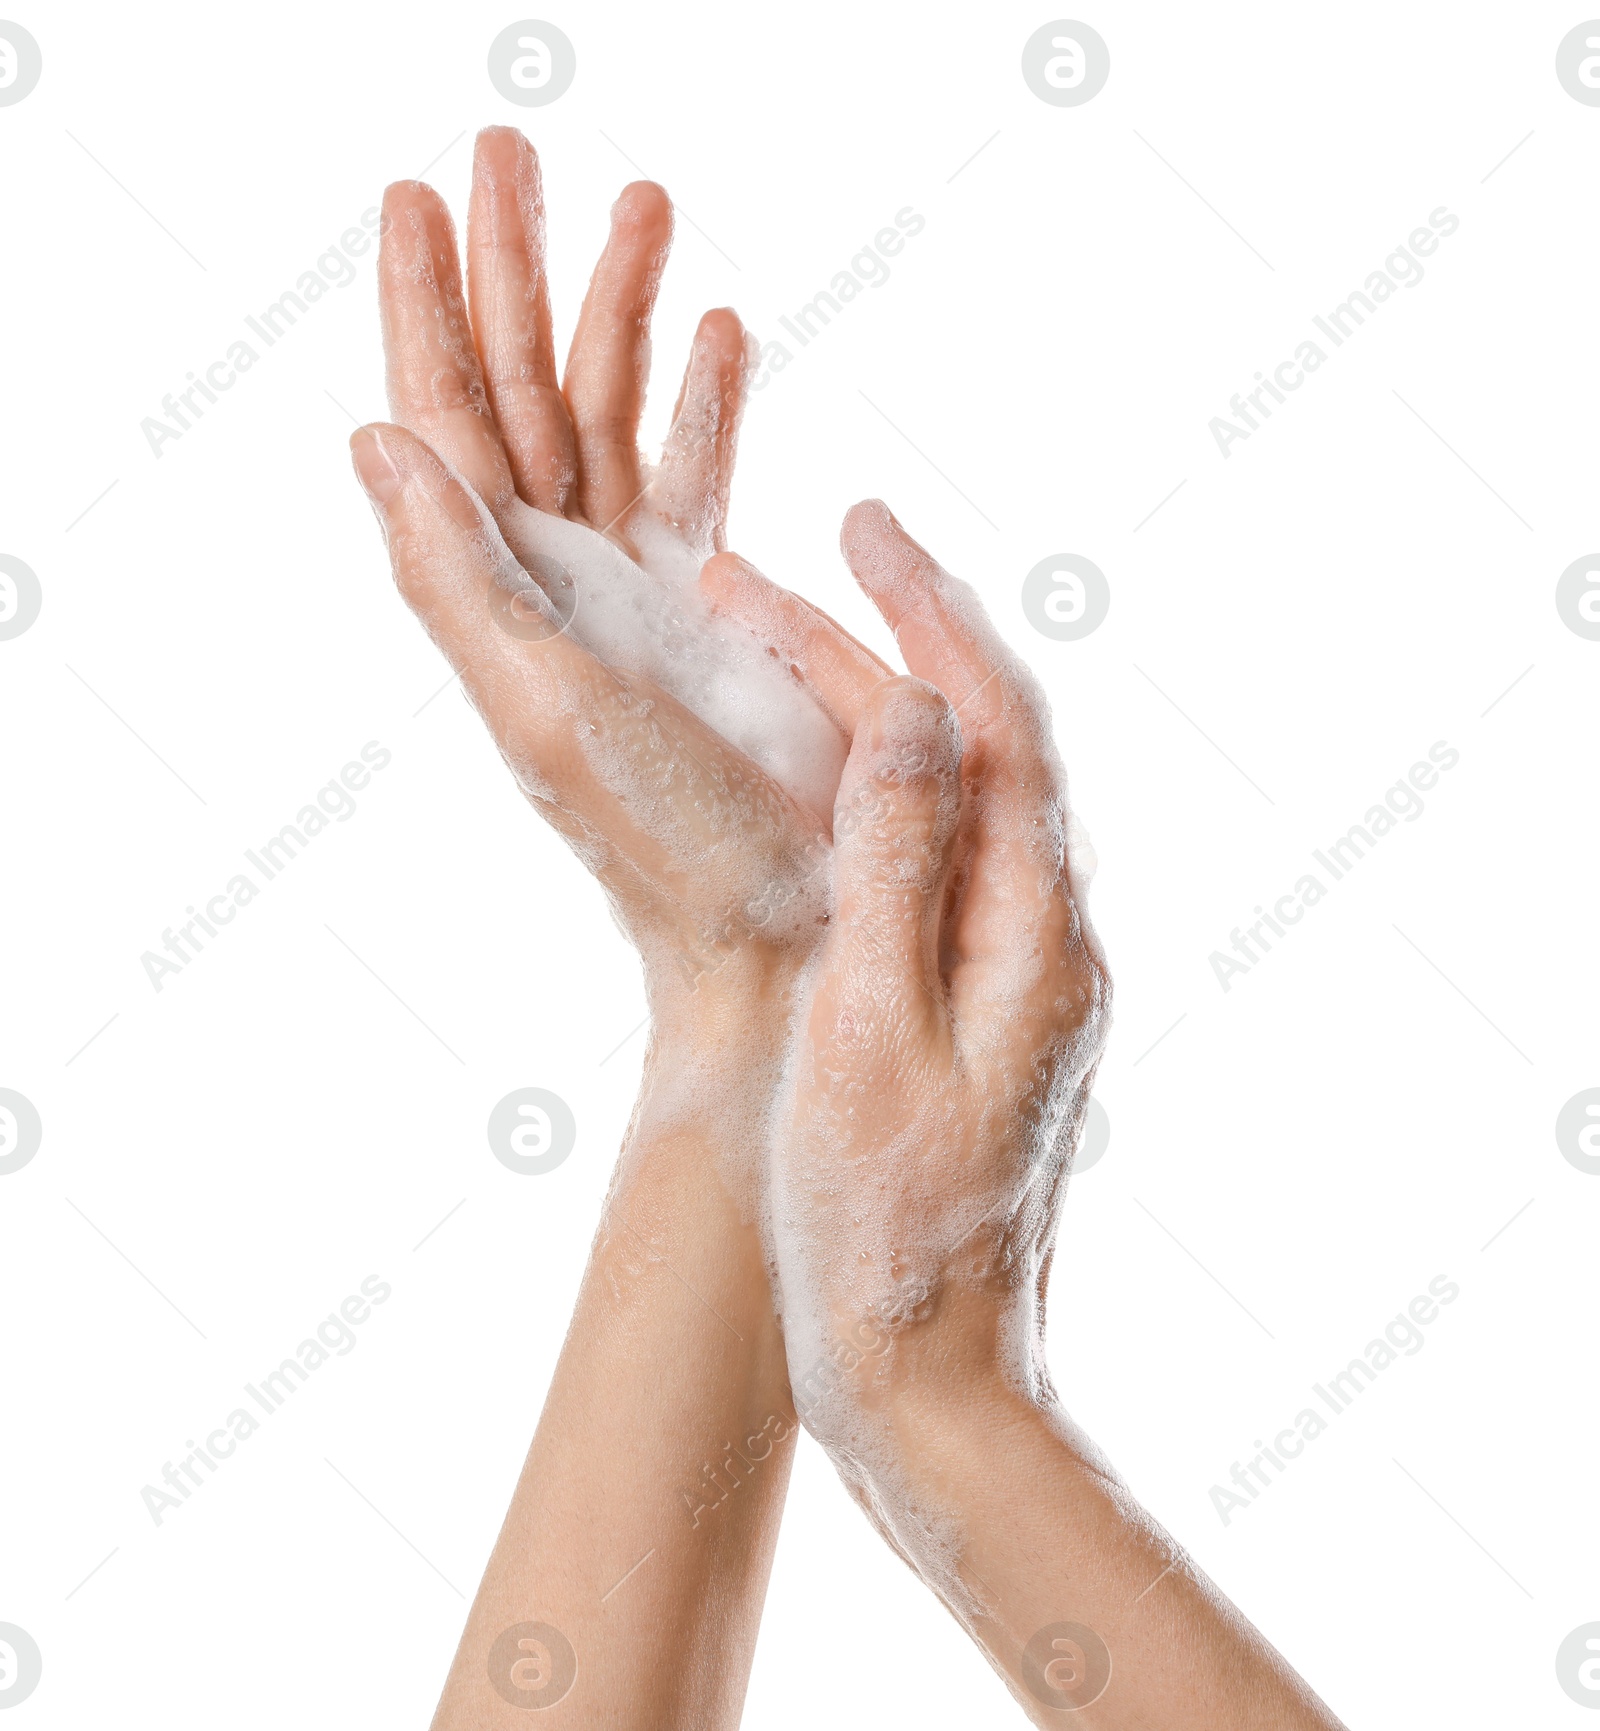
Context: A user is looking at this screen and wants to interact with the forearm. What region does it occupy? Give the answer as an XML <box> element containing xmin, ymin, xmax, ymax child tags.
<box><xmin>432</xmin><ymin>1009</ymin><xmax>798</xmax><ymax>1729</ymax></box>
<box><xmin>821</xmin><ymin>1288</ymin><xmax>1344</xmax><ymax>1730</ymax></box>
<box><xmin>897</xmin><ymin>1388</ymin><xmax>1341</xmax><ymax>1726</ymax></box>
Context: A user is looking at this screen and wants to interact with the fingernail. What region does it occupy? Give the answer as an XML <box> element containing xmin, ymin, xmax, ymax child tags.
<box><xmin>350</xmin><ymin>429</ymin><xmax>402</xmax><ymax>505</ymax></box>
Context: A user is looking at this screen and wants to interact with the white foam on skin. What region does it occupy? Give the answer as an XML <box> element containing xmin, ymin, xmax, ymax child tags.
<box><xmin>497</xmin><ymin>498</ymin><xmax>847</xmax><ymax>822</ymax></box>
<box><xmin>1065</xmin><ymin>805</ymin><xmax>1097</xmax><ymax>896</ymax></box>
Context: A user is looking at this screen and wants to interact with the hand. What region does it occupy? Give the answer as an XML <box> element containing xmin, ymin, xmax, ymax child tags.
<box><xmin>360</xmin><ymin>129</ymin><xmax>884</xmax><ymax>1019</ymax></box>
<box><xmin>717</xmin><ymin>501</ymin><xmax>1110</xmax><ymax>1438</ymax></box>
<box><xmin>714</xmin><ymin>509</ymin><xmax>1340</xmax><ymax>1731</ymax></box>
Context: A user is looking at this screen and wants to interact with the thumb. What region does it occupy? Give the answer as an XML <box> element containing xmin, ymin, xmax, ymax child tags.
<box><xmin>827</xmin><ymin>676</ymin><xmax>961</xmax><ymax>1005</ymax></box>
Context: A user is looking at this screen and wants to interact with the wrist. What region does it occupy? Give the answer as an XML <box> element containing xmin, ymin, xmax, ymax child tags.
<box><xmin>788</xmin><ymin>1279</ymin><xmax>1044</xmax><ymax>1458</ymax></box>
<box><xmin>633</xmin><ymin>945</ymin><xmax>808</xmax><ymax>1134</ymax></box>
<box><xmin>640</xmin><ymin>941</ymin><xmax>808</xmax><ymax>1056</ymax></box>
<box><xmin>897</xmin><ymin>1278</ymin><xmax>1046</xmax><ymax>1394</ymax></box>
<box><xmin>606</xmin><ymin>959</ymin><xmax>807</xmax><ymax>1216</ymax></box>
<box><xmin>788</xmin><ymin>1287</ymin><xmax>1081</xmax><ymax>1630</ymax></box>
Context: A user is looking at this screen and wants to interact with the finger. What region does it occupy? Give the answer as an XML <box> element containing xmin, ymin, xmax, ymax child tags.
<box><xmin>699</xmin><ymin>551</ymin><xmax>894</xmax><ymax>736</ymax></box>
<box><xmin>839</xmin><ymin>501</ymin><xmax>1086</xmax><ymax>1027</ymax></box>
<box><xmin>840</xmin><ymin>499</ymin><xmax>1066</xmax><ymax>802</ymax></box>
<box><xmin>380</xmin><ymin>181</ymin><xmax>516</xmax><ymax>512</ymax></box>
<box><xmin>825</xmin><ymin>676</ymin><xmax>961</xmax><ymax>1012</ymax></box>
<box><xmin>349</xmin><ymin>420</ymin><xmax>594</xmax><ymax>756</ymax></box>
<box><xmin>653</xmin><ymin>308</ymin><xmax>754</xmax><ymax>557</ymax></box>
<box><xmin>466</xmin><ymin>126</ymin><xmax>580</xmax><ymax>516</ymax></box>
<box><xmin>563</xmin><ymin>181</ymin><xmax>674</xmax><ymax>536</ymax></box>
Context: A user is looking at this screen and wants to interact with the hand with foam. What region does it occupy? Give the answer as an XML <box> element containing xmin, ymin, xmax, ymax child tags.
<box><xmin>360</xmin><ymin>128</ymin><xmax>869</xmax><ymax>1013</ymax></box>
<box><xmin>712</xmin><ymin>507</ymin><xmax>1342</xmax><ymax>1731</ymax></box>
<box><xmin>711</xmin><ymin>498</ymin><xmax>1109</xmax><ymax>1440</ymax></box>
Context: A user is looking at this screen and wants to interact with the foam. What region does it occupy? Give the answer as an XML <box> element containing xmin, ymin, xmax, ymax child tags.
<box><xmin>498</xmin><ymin>496</ymin><xmax>847</xmax><ymax>822</ymax></box>
<box><xmin>1065</xmin><ymin>805</ymin><xmax>1098</xmax><ymax>893</ymax></box>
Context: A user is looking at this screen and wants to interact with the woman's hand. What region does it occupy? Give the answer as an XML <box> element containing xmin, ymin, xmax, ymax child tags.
<box><xmin>717</xmin><ymin>500</ymin><xmax>1111</xmax><ymax>1442</ymax></box>
<box><xmin>362</xmin><ymin>129</ymin><xmax>885</xmax><ymax>1029</ymax></box>
<box><xmin>712</xmin><ymin>507</ymin><xmax>1341</xmax><ymax>1731</ymax></box>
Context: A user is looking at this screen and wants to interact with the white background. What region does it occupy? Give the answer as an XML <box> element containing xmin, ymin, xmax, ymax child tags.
<box><xmin>2</xmin><ymin>1</ymin><xmax>1596</xmax><ymax>1725</ymax></box>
